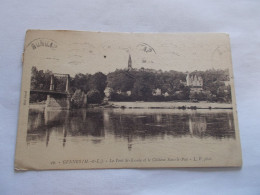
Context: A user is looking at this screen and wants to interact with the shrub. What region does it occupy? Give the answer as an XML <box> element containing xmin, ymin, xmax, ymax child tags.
<box><xmin>87</xmin><ymin>90</ymin><xmax>102</xmax><ymax>104</ymax></box>
<box><xmin>71</xmin><ymin>89</ymin><xmax>86</xmax><ymax>108</ymax></box>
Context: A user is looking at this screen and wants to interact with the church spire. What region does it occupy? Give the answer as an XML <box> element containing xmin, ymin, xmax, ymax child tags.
<box><xmin>128</xmin><ymin>54</ymin><xmax>132</xmax><ymax>70</ymax></box>
<box><xmin>186</xmin><ymin>72</ymin><xmax>190</xmax><ymax>86</ymax></box>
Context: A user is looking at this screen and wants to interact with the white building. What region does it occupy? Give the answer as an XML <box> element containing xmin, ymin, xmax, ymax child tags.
<box><xmin>186</xmin><ymin>73</ymin><xmax>203</xmax><ymax>87</ymax></box>
<box><xmin>152</xmin><ymin>88</ymin><xmax>162</xmax><ymax>96</ymax></box>
<box><xmin>104</xmin><ymin>87</ymin><xmax>113</xmax><ymax>98</ymax></box>
<box><xmin>163</xmin><ymin>92</ymin><xmax>169</xmax><ymax>97</ymax></box>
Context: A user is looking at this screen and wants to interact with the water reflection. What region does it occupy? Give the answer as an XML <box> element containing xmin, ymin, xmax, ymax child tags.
<box><xmin>27</xmin><ymin>108</ymin><xmax>235</xmax><ymax>150</ymax></box>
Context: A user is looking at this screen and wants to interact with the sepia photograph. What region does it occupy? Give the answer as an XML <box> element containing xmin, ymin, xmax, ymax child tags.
<box><xmin>2</xmin><ymin>1</ymin><xmax>260</xmax><ymax>194</ymax></box>
<box><xmin>15</xmin><ymin>30</ymin><xmax>242</xmax><ymax>170</ymax></box>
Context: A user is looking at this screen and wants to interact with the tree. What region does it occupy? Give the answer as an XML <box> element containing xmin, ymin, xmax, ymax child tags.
<box><xmin>71</xmin><ymin>73</ymin><xmax>90</xmax><ymax>93</ymax></box>
<box><xmin>87</xmin><ymin>89</ymin><xmax>102</xmax><ymax>104</ymax></box>
<box><xmin>88</xmin><ymin>72</ymin><xmax>107</xmax><ymax>98</ymax></box>
<box><xmin>30</xmin><ymin>66</ymin><xmax>52</xmax><ymax>103</ymax></box>
<box><xmin>132</xmin><ymin>78</ymin><xmax>153</xmax><ymax>101</ymax></box>
<box><xmin>71</xmin><ymin>89</ymin><xmax>86</xmax><ymax>108</ymax></box>
<box><xmin>107</xmin><ymin>70</ymin><xmax>135</xmax><ymax>92</ymax></box>
<box><xmin>180</xmin><ymin>86</ymin><xmax>190</xmax><ymax>100</ymax></box>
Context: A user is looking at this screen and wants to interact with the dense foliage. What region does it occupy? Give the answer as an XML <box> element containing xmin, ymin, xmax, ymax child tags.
<box><xmin>30</xmin><ymin>67</ymin><xmax>106</xmax><ymax>104</ymax></box>
<box><xmin>71</xmin><ymin>89</ymin><xmax>86</xmax><ymax>108</ymax></box>
<box><xmin>70</xmin><ymin>72</ymin><xmax>107</xmax><ymax>99</ymax></box>
<box><xmin>107</xmin><ymin>69</ymin><xmax>231</xmax><ymax>102</ymax></box>
<box><xmin>29</xmin><ymin>67</ymin><xmax>52</xmax><ymax>103</ymax></box>
<box><xmin>30</xmin><ymin>66</ymin><xmax>232</xmax><ymax>104</ymax></box>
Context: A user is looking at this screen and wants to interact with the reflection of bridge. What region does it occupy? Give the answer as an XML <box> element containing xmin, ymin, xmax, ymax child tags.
<box><xmin>30</xmin><ymin>73</ymin><xmax>72</xmax><ymax>109</ymax></box>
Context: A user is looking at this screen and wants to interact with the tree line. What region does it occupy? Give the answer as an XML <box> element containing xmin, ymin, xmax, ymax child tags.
<box><xmin>107</xmin><ymin>68</ymin><xmax>231</xmax><ymax>103</ymax></box>
<box><xmin>29</xmin><ymin>66</ymin><xmax>232</xmax><ymax>105</ymax></box>
<box><xmin>29</xmin><ymin>66</ymin><xmax>106</xmax><ymax>105</ymax></box>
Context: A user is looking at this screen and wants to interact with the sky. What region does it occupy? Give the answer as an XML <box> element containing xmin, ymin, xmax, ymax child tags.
<box><xmin>24</xmin><ymin>31</ymin><xmax>233</xmax><ymax>76</ymax></box>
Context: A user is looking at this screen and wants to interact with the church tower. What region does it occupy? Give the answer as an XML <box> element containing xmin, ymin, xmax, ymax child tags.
<box><xmin>186</xmin><ymin>72</ymin><xmax>191</xmax><ymax>86</ymax></box>
<box><xmin>128</xmin><ymin>54</ymin><xmax>132</xmax><ymax>70</ymax></box>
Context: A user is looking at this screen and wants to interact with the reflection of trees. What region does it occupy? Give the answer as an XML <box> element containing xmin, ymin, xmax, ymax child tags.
<box><xmin>103</xmin><ymin>111</ymin><xmax>190</xmax><ymax>140</ymax></box>
<box><xmin>27</xmin><ymin>109</ymin><xmax>70</xmax><ymax>146</ymax></box>
<box><xmin>27</xmin><ymin>109</ymin><xmax>236</xmax><ymax>149</ymax></box>
<box><xmin>188</xmin><ymin>112</ymin><xmax>235</xmax><ymax>139</ymax></box>
<box><xmin>189</xmin><ymin>115</ymin><xmax>207</xmax><ymax>137</ymax></box>
<box><xmin>104</xmin><ymin>110</ymin><xmax>236</xmax><ymax>144</ymax></box>
<box><xmin>27</xmin><ymin>109</ymin><xmax>105</xmax><ymax>147</ymax></box>
<box><xmin>68</xmin><ymin>109</ymin><xmax>104</xmax><ymax>137</ymax></box>
<box><xmin>27</xmin><ymin>110</ymin><xmax>47</xmax><ymax>143</ymax></box>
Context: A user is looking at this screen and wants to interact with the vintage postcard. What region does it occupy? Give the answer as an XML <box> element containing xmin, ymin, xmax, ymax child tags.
<box><xmin>15</xmin><ymin>30</ymin><xmax>242</xmax><ymax>170</ymax></box>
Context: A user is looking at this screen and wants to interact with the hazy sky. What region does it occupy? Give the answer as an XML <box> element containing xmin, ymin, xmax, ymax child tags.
<box><xmin>24</xmin><ymin>31</ymin><xmax>232</xmax><ymax>76</ymax></box>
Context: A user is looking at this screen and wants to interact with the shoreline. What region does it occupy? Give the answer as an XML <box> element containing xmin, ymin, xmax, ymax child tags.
<box><xmin>29</xmin><ymin>101</ymin><xmax>233</xmax><ymax>110</ymax></box>
<box><xmin>105</xmin><ymin>101</ymin><xmax>233</xmax><ymax>110</ymax></box>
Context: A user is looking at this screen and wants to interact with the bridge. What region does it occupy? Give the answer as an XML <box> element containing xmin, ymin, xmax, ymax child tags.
<box><xmin>30</xmin><ymin>89</ymin><xmax>68</xmax><ymax>95</ymax></box>
<box><xmin>30</xmin><ymin>73</ymin><xmax>72</xmax><ymax>110</ymax></box>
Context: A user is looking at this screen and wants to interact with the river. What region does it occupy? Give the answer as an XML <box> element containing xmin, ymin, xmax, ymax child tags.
<box><xmin>27</xmin><ymin>108</ymin><xmax>235</xmax><ymax>151</ymax></box>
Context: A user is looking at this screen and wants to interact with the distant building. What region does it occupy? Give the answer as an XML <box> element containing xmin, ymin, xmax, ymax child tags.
<box><xmin>128</xmin><ymin>54</ymin><xmax>133</xmax><ymax>71</ymax></box>
<box><xmin>186</xmin><ymin>72</ymin><xmax>203</xmax><ymax>87</ymax></box>
<box><xmin>186</xmin><ymin>72</ymin><xmax>203</xmax><ymax>93</ymax></box>
<box><xmin>153</xmin><ymin>88</ymin><xmax>162</xmax><ymax>96</ymax></box>
<box><xmin>104</xmin><ymin>87</ymin><xmax>113</xmax><ymax>98</ymax></box>
<box><xmin>163</xmin><ymin>92</ymin><xmax>169</xmax><ymax>97</ymax></box>
<box><xmin>223</xmin><ymin>81</ymin><xmax>230</xmax><ymax>86</ymax></box>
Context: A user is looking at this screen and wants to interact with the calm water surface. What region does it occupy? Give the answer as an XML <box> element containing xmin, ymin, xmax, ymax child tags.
<box><xmin>27</xmin><ymin>108</ymin><xmax>235</xmax><ymax>150</ymax></box>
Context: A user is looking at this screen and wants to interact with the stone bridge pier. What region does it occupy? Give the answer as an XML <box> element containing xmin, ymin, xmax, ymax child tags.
<box><xmin>45</xmin><ymin>74</ymin><xmax>71</xmax><ymax>110</ymax></box>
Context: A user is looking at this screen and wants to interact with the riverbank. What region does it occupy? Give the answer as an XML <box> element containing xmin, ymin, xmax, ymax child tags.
<box><xmin>29</xmin><ymin>101</ymin><xmax>233</xmax><ymax>110</ymax></box>
<box><xmin>106</xmin><ymin>101</ymin><xmax>232</xmax><ymax>109</ymax></box>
